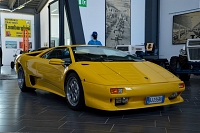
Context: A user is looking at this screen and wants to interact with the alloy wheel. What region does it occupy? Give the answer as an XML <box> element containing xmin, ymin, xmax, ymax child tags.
<box><xmin>18</xmin><ymin>68</ymin><xmax>24</xmax><ymax>89</ymax></box>
<box><xmin>66</xmin><ymin>77</ymin><xmax>80</xmax><ymax>107</ymax></box>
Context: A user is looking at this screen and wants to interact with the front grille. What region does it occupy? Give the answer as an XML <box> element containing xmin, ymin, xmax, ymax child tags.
<box><xmin>117</xmin><ymin>47</ymin><xmax>128</xmax><ymax>51</ymax></box>
<box><xmin>188</xmin><ymin>41</ymin><xmax>200</xmax><ymax>46</ymax></box>
<box><xmin>135</xmin><ymin>48</ymin><xmax>142</xmax><ymax>50</ymax></box>
<box><xmin>188</xmin><ymin>48</ymin><xmax>200</xmax><ymax>61</ymax></box>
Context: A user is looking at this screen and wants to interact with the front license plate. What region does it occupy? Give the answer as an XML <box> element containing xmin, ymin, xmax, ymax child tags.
<box><xmin>146</xmin><ymin>96</ymin><xmax>165</xmax><ymax>104</ymax></box>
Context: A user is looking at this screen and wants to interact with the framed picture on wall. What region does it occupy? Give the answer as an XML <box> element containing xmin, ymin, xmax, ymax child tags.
<box><xmin>146</xmin><ymin>43</ymin><xmax>154</xmax><ymax>51</ymax></box>
<box><xmin>5</xmin><ymin>41</ymin><xmax>17</xmax><ymax>49</ymax></box>
<box><xmin>105</xmin><ymin>0</ymin><xmax>131</xmax><ymax>48</ymax></box>
<box><xmin>172</xmin><ymin>11</ymin><xmax>200</xmax><ymax>44</ymax></box>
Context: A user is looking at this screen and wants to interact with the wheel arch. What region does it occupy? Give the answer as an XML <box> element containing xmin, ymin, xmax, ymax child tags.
<box><xmin>15</xmin><ymin>62</ymin><xmax>22</xmax><ymax>73</ymax></box>
<box><xmin>64</xmin><ymin>69</ymin><xmax>86</xmax><ymax>110</ymax></box>
<box><xmin>64</xmin><ymin>69</ymin><xmax>81</xmax><ymax>85</ymax></box>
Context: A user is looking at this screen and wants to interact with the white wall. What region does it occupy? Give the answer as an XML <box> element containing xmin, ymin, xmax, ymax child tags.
<box><xmin>131</xmin><ymin>0</ymin><xmax>145</xmax><ymax>45</ymax></box>
<box><xmin>80</xmin><ymin>0</ymin><xmax>145</xmax><ymax>46</ymax></box>
<box><xmin>79</xmin><ymin>0</ymin><xmax>105</xmax><ymax>45</ymax></box>
<box><xmin>159</xmin><ymin>0</ymin><xmax>200</xmax><ymax>60</ymax></box>
<box><xmin>0</xmin><ymin>12</ymin><xmax>34</xmax><ymax>65</ymax></box>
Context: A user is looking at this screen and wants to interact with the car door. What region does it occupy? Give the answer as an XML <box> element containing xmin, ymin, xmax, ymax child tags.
<box><xmin>36</xmin><ymin>47</ymin><xmax>72</xmax><ymax>93</ymax></box>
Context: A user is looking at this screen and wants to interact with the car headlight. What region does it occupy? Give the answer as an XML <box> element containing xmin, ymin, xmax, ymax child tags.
<box><xmin>180</xmin><ymin>49</ymin><xmax>186</xmax><ymax>55</ymax></box>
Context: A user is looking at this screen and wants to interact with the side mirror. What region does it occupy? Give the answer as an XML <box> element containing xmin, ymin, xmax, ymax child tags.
<box><xmin>49</xmin><ymin>59</ymin><xmax>65</xmax><ymax>65</ymax></box>
<box><xmin>49</xmin><ymin>59</ymin><xmax>71</xmax><ymax>66</ymax></box>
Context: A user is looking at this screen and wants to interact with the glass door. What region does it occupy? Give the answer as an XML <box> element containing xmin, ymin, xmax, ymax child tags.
<box><xmin>64</xmin><ymin>6</ymin><xmax>72</xmax><ymax>45</ymax></box>
<box><xmin>49</xmin><ymin>0</ymin><xmax>77</xmax><ymax>47</ymax></box>
<box><xmin>49</xmin><ymin>1</ymin><xmax>59</xmax><ymax>47</ymax></box>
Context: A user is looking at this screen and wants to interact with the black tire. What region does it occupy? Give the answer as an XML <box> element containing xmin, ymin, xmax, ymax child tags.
<box><xmin>179</xmin><ymin>55</ymin><xmax>189</xmax><ymax>69</ymax></box>
<box><xmin>169</xmin><ymin>56</ymin><xmax>190</xmax><ymax>81</ymax></box>
<box><xmin>169</xmin><ymin>56</ymin><xmax>179</xmax><ymax>74</ymax></box>
<box><xmin>65</xmin><ymin>72</ymin><xmax>85</xmax><ymax>110</ymax></box>
<box><xmin>18</xmin><ymin>66</ymin><xmax>29</xmax><ymax>92</ymax></box>
<box><xmin>18</xmin><ymin>66</ymin><xmax>35</xmax><ymax>92</ymax></box>
<box><xmin>11</xmin><ymin>61</ymin><xmax>14</xmax><ymax>69</ymax></box>
<box><xmin>179</xmin><ymin>55</ymin><xmax>190</xmax><ymax>81</ymax></box>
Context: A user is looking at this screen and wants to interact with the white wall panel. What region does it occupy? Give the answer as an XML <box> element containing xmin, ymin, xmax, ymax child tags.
<box><xmin>131</xmin><ymin>0</ymin><xmax>145</xmax><ymax>45</ymax></box>
<box><xmin>79</xmin><ymin>0</ymin><xmax>106</xmax><ymax>45</ymax></box>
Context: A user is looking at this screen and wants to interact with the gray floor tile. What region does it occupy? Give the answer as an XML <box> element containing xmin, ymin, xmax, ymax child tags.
<box><xmin>0</xmin><ymin>66</ymin><xmax>200</xmax><ymax>132</ymax></box>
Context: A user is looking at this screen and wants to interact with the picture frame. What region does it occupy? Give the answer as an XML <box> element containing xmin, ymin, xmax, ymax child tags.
<box><xmin>105</xmin><ymin>0</ymin><xmax>131</xmax><ymax>48</ymax></box>
<box><xmin>172</xmin><ymin>11</ymin><xmax>200</xmax><ymax>44</ymax></box>
<box><xmin>146</xmin><ymin>43</ymin><xmax>154</xmax><ymax>51</ymax></box>
<box><xmin>5</xmin><ymin>41</ymin><xmax>17</xmax><ymax>49</ymax></box>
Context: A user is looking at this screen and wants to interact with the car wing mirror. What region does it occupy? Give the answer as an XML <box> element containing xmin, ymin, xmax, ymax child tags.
<box><xmin>49</xmin><ymin>59</ymin><xmax>71</xmax><ymax>66</ymax></box>
<box><xmin>49</xmin><ymin>59</ymin><xmax>65</xmax><ymax>65</ymax></box>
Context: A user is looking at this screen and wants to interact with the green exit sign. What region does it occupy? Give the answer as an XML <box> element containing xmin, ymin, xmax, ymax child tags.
<box><xmin>79</xmin><ymin>0</ymin><xmax>87</xmax><ymax>7</ymax></box>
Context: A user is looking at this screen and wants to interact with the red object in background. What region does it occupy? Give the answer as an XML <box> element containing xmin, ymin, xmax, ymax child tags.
<box><xmin>21</xmin><ymin>29</ymin><xmax>29</xmax><ymax>52</ymax></box>
<box><xmin>6</xmin><ymin>31</ymin><xmax>11</xmax><ymax>36</ymax></box>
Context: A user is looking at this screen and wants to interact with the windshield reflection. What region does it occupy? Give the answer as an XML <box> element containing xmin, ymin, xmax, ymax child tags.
<box><xmin>72</xmin><ymin>46</ymin><xmax>143</xmax><ymax>62</ymax></box>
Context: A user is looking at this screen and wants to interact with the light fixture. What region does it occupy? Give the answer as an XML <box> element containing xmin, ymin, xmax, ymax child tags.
<box><xmin>12</xmin><ymin>0</ymin><xmax>32</xmax><ymax>12</ymax></box>
<box><xmin>16</xmin><ymin>4</ymin><xmax>25</xmax><ymax>10</ymax></box>
<box><xmin>0</xmin><ymin>0</ymin><xmax>32</xmax><ymax>12</ymax></box>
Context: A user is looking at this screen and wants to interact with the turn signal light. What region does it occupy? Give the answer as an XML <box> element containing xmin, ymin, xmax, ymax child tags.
<box><xmin>110</xmin><ymin>88</ymin><xmax>123</xmax><ymax>94</ymax></box>
<box><xmin>179</xmin><ymin>83</ymin><xmax>185</xmax><ymax>88</ymax></box>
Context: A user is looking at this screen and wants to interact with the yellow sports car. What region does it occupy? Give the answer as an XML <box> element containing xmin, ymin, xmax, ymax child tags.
<box><xmin>15</xmin><ymin>45</ymin><xmax>185</xmax><ymax>111</ymax></box>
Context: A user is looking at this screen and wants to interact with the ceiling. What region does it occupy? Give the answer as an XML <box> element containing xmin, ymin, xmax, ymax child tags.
<box><xmin>0</xmin><ymin>0</ymin><xmax>49</xmax><ymax>13</ymax></box>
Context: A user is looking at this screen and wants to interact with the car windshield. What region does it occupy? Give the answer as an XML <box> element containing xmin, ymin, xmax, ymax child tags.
<box><xmin>72</xmin><ymin>46</ymin><xmax>143</xmax><ymax>62</ymax></box>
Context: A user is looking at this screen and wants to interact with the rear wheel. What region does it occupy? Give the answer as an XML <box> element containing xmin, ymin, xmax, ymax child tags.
<box><xmin>65</xmin><ymin>72</ymin><xmax>85</xmax><ymax>110</ymax></box>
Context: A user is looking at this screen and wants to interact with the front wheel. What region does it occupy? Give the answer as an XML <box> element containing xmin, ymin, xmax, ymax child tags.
<box><xmin>18</xmin><ymin>66</ymin><xmax>29</xmax><ymax>92</ymax></box>
<box><xmin>65</xmin><ymin>72</ymin><xmax>85</xmax><ymax>110</ymax></box>
<box><xmin>18</xmin><ymin>66</ymin><xmax>35</xmax><ymax>92</ymax></box>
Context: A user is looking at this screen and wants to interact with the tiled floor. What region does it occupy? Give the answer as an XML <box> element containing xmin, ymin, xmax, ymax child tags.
<box><xmin>0</xmin><ymin>66</ymin><xmax>200</xmax><ymax>133</ymax></box>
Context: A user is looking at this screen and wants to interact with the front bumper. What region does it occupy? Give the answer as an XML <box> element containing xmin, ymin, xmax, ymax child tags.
<box><xmin>82</xmin><ymin>81</ymin><xmax>185</xmax><ymax>111</ymax></box>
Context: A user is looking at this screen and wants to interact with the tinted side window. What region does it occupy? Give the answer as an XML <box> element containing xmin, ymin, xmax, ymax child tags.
<box><xmin>43</xmin><ymin>48</ymin><xmax>71</xmax><ymax>62</ymax></box>
<box><xmin>41</xmin><ymin>50</ymin><xmax>53</xmax><ymax>58</ymax></box>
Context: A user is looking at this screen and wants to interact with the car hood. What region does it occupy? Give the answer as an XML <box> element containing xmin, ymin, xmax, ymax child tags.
<box><xmin>101</xmin><ymin>62</ymin><xmax>179</xmax><ymax>84</ymax></box>
<box><xmin>75</xmin><ymin>61</ymin><xmax>180</xmax><ymax>85</ymax></box>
